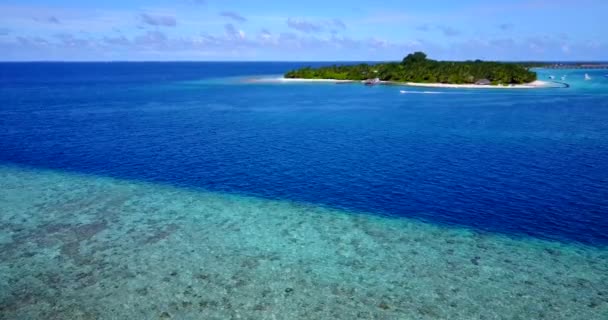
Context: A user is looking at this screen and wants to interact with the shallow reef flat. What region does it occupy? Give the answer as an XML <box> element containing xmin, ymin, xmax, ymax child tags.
<box><xmin>0</xmin><ymin>165</ymin><xmax>606</xmax><ymax>320</ymax></box>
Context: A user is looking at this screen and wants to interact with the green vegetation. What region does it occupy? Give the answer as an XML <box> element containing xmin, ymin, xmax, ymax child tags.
<box><xmin>285</xmin><ymin>52</ymin><xmax>537</xmax><ymax>85</ymax></box>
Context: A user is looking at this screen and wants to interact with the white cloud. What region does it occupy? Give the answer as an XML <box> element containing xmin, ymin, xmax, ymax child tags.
<box><xmin>34</xmin><ymin>16</ymin><xmax>61</xmax><ymax>24</ymax></box>
<box><xmin>286</xmin><ymin>18</ymin><xmax>347</xmax><ymax>33</ymax></box>
<box><xmin>140</xmin><ymin>13</ymin><xmax>177</xmax><ymax>27</ymax></box>
<box><xmin>103</xmin><ymin>35</ymin><xmax>130</xmax><ymax>46</ymax></box>
<box><xmin>498</xmin><ymin>23</ymin><xmax>514</xmax><ymax>31</ymax></box>
<box><xmin>224</xmin><ymin>23</ymin><xmax>245</xmax><ymax>40</ymax></box>
<box><xmin>220</xmin><ymin>11</ymin><xmax>247</xmax><ymax>23</ymax></box>
<box><xmin>438</xmin><ymin>25</ymin><xmax>461</xmax><ymax>37</ymax></box>
<box><xmin>134</xmin><ymin>30</ymin><xmax>169</xmax><ymax>48</ymax></box>
<box><xmin>331</xmin><ymin>19</ymin><xmax>346</xmax><ymax>29</ymax></box>
<box><xmin>287</xmin><ymin>18</ymin><xmax>323</xmax><ymax>33</ymax></box>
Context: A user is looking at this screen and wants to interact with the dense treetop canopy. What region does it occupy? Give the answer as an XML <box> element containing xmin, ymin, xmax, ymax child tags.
<box><xmin>285</xmin><ymin>52</ymin><xmax>537</xmax><ymax>85</ymax></box>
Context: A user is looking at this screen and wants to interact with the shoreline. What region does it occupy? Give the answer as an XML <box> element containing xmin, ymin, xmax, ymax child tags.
<box><xmin>247</xmin><ymin>77</ymin><xmax>356</xmax><ymax>83</ymax></box>
<box><xmin>248</xmin><ymin>77</ymin><xmax>556</xmax><ymax>89</ymax></box>
<box><xmin>398</xmin><ymin>80</ymin><xmax>552</xmax><ymax>89</ymax></box>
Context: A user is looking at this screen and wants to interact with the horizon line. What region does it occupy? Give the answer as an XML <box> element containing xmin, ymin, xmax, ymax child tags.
<box><xmin>1</xmin><ymin>59</ymin><xmax>608</xmax><ymax>63</ymax></box>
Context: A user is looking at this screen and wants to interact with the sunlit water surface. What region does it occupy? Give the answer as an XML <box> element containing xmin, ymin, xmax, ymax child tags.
<box><xmin>0</xmin><ymin>63</ymin><xmax>607</xmax><ymax>319</ymax></box>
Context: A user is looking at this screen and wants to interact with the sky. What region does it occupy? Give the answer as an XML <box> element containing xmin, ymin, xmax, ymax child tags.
<box><xmin>0</xmin><ymin>0</ymin><xmax>606</xmax><ymax>61</ymax></box>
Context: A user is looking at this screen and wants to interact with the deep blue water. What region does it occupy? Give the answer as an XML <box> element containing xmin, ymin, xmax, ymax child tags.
<box><xmin>1</xmin><ymin>62</ymin><xmax>607</xmax><ymax>246</ymax></box>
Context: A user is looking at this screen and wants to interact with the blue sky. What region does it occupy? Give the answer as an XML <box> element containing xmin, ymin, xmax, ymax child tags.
<box><xmin>0</xmin><ymin>0</ymin><xmax>606</xmax><ymax>61</ymax></box>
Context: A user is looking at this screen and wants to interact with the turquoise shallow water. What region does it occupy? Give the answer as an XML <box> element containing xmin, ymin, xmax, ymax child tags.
<box><xmin>0</xmin><ymin>165</ymin><xmax>607</xmax><ymax>319</ymax></box>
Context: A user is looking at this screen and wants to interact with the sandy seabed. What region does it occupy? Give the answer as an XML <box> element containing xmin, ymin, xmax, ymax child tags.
<box><xmin>0</xmin><ymin>165</ymin><xmax>606</xmax><ymax>320</ymax></box>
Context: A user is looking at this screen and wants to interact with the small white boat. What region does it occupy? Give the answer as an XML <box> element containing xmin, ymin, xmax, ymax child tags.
<box><xmin>364</xmin><ymin>78</ymin><xmax>381</xmax><ymax>86</ymax></box>
<box><xmin>561</xmin><ymin>75</ymin><xmax>567</xmax><ymax>81</ymax></box>
<box><xmin>585</xmin><ymin>73</ymin><xmax>592</xmax><ymax>80</ymax></box>
<box><xmin>400</xmin><ymin>90</ymin><xmax>407</xmax><ymax>94</ymax></box>
<box><xmin>549</xmin><ymin>75</ymin><xmax>555</xmax><ymax>80</ymax></box>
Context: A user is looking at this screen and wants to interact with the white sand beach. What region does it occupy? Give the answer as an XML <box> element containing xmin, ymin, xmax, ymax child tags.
<box><xmin>250</xmin><ymin>77</ymin><xmax>555</xmax><ymax>89</ymax></box>
<box><xmin>402</xmin><ymin>80</ymin><xmax>553</xmax><ymax>89</ymax></box>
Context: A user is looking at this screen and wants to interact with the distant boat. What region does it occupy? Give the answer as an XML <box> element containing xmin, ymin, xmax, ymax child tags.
<box><xmin>549</xmin><ymin>75</ymin><xmax>555</xmax><ymax>80</ymax></box>
<box><xmin>561</xmin><ymin>75</ymin><xmax>567</xmax><ymax>81</ymax></box>
<box><xmin>400</xmin><ymin>90</ymin><xmax>407</xmax><ymax>94</ymax></box>
<box><xmin>364</xmin><ymin>78</ymin><xmax>381</xmax><ymax>86</ymax></box>
<box><xmin>585</xmin><ymin>73</ymin><xmax>592</xmax><ymax>80</ymax></box>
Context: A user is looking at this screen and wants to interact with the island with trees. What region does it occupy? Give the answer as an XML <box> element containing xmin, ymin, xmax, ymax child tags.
<box><xmin>284</xmin><ymin>52</ymin><xmax>540</xmax><ymax>87</ymax></box>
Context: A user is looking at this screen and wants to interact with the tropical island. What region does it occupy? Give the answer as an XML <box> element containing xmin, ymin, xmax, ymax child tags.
<box><xmin>284</xmin><ymin>52</ymin><xmax>542</xmax><ymax>88</ymax></box>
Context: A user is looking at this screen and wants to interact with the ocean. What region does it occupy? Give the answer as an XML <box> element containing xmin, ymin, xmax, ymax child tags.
<box><xmin>0</xmin><ymin>62</ymin><xmax>607</xmax><ymax>319</ymax></box>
